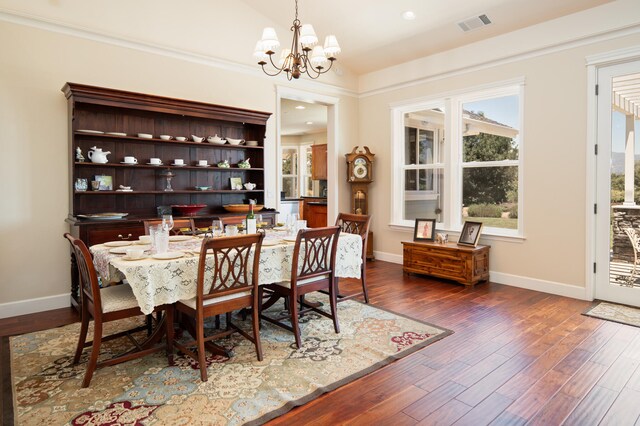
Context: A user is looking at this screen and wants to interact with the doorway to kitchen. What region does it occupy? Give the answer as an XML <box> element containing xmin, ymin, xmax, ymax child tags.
<box><xmin>275</xmin><ymin>87</ymin><xmax>339</xmax><ymax>225</ymax></box>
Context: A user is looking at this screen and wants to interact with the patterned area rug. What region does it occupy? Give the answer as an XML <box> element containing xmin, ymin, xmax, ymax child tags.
<box><xmin>4</xmin><ymin>295</ymin><xmax>451</xmax><ymax>425</ymax></box>
<box><xmin>583</xmin><ymin>301</ymin><xmax>640</xmax><ymax>328</ymax></box>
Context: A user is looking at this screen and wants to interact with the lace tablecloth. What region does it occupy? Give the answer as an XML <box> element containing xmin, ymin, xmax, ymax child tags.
<box><xmin>90</xmin><ymin>232</ymin><xmax>362</xmax><ymax>315</ymax></box>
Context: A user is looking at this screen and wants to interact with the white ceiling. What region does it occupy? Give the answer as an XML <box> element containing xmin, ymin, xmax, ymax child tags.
<box><xmin>241</xmin><ymin>0</ymin><xmax>613</xmax><ymax>75</ymax></box>
<box><xmin>281</xmin><ymin>98</ymin><xmax>327</xmax><ymax>136</ymax></box>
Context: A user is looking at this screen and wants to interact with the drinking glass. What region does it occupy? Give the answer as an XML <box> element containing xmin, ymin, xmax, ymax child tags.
<box><xmin>287</xmin><ymin>213</ymin><xmax>299</xmax><ymax>236</ymax></box>
<box><xmin>162</xmin><ymin>214</ymin><xmax>174</xmax><ymax>232</ymax></box>
<box><xmin>256</xmin><ymin>214</ymin><xmax>264</xmax><ymax>228</ymax></box>
<box><xmin>211</xmin><ymin>219</ymin><xmax>223</xmax><ymax>237</ymax></box>
<box><xmin>154</xmin><ymin>225</ymin><xmax>169</xmax><ymax>254</ymax></box>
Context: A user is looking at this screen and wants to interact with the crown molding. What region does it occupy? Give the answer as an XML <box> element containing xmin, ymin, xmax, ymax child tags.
<box><xmin>0</xmin><ymin>9</ymin><xmax>358</xmax><ymax>98</ymax></box>
<box><xmin>359</xmin><ymin>23</ymin><xmax>640</xmax><ymax>99</ymax></box>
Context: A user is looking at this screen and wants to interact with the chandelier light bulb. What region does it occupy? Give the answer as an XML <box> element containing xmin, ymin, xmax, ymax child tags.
<box><xmin>253</xmin><ymin>41</ymin><xmax>268</xmax><ymax>61</ymax></box>
<box><xmin>260</xmin><ymin>27</ymin><xmax>280</xmax><ymax>52</ymax></box>
<box><xmin>299</xmin><ymin>24</ymin><xmax>318</xmax><ymax>46</ymax></box>
<box><xmin>310</xmin><ymin>46</ymin><xmax>327</xmax><ymax>67</ymax></box>
<box><xmin>323</xmin><ymin>35</ymin><xmax>341</xmax><ymax>57</ymax></box>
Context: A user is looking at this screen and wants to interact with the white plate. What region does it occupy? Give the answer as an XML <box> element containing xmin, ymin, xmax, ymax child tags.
<box><xmin>109</xmin><ymin>246</ymin><xmax>131</xmax><ymax>254</ymax></box>
<box><xmin>152</xmin><ymin>251</ymin><xmax>184</xmax><ymax>260</ymax></box>
<box><xmin>138</xmin><ymin>133</ymin><xmax>153</xmax><ymax>138</ymax></box>
<box><xmin>122</xmin><ymin>255</ymin><xmax>148</xmax><ymax>261</ymax></box>
<box><xmin>134</xmin><ymin>240</ymin><xmax>151</xmax><ymax>245</ymax></box>
<box><xmin>171</xmin><ymin>163</ymin><xmax>186</xmax><ymax>166</ymax></box>
<box><xmin>283</xmin><ymin>236</ymin><xmax>298</xmax><ymax>242</ymax></box>
<box><xmin>273</xmin><ymin>226</ymin><xmax>287</xmax><ymax>231</ymax></box>
<box><xmin>106</xmin><ymin>132</ymin><xmax>127</xmax><ymax>136</ymax></box>
<box><xmin>77</xmin><ymin>129</ymin><xmax>104</xmax><ymax>134</ymax></box>
<box><xmin>196</xmin><ymin>164</ymin><xmax>210</xmax><ymax>167</ymax></box>
<box><xmin>147</xmin><ymin>162</ymin><xmax>163</xmax><ymax>166</ymax></box>
<box><xmin>120</xmin><ymin>162</ymin><xmax>138</xmax><ymax>165</ymax></box>
<box><xmin>262</xmin><ymin>239</ymin><xmax>281</xmax><ymax>246</ymax></box>
<box><xmin>104</xmin><ymin>241</ymin><xmax>132</xmax><ymax>247</ymax></box>
<box><xmin>169</xmin><ymin>235</ymin><xmax>193</xmax><ymax>242</ymax></box>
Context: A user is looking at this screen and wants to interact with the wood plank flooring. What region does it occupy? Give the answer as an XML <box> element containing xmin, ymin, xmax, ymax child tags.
<box><xmin>2</xmin><ymin>261</ymin><xmax>640</xmax><ymax>425</ymax></box>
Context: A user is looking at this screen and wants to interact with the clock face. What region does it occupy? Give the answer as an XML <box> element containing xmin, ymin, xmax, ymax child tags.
<box><xmin>354</xmin><ymin>164</ymin><xmax>368</xmax><ymax>179</ymax></box>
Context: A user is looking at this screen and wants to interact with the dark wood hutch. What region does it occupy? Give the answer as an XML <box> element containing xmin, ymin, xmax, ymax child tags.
<box><xmin>64</xmin><ymin>83</ymin><xmax>273</xmax><ymax>309</ymax></box>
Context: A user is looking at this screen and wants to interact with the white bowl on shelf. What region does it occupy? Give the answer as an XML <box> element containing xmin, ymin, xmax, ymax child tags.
<box><xmin>137</xmin><ymin>133</ymin><xmax>153</xmax><ymax>139</ymax></box>
<box><xmin>227</xmin><ymin>138</ymin><xmax>244</xmax><ymax>145</ymax></box>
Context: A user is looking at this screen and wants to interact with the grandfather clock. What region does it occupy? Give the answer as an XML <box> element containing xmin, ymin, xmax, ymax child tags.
<box><xmin>346</xmin><ymin>146</ymin><xmax>375</xmax><ymax>260</ymax></box>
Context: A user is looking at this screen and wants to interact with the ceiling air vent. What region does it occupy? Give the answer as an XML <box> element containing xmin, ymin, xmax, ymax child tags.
<box><xmin>457</xmin><ymin>14</ymin><xmax>492</xmax><ymax>32</ymax></box>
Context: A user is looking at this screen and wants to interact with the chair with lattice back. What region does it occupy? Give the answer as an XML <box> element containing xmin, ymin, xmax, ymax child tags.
<box><xmin>260</xmin><ymin>226</ymin><xmax>341</xmax><ymax>348</ymax></box>
<box><xmin>173</xmin><ymin>233</ymin><xmax>265</xmax><ymax>382</ymax></box>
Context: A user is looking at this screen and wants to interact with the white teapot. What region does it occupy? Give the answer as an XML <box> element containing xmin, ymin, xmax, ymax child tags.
<box><xmin>87</xmin><ymin>146</ymin><xmax>111</xmax><ymax>164</ymax></box>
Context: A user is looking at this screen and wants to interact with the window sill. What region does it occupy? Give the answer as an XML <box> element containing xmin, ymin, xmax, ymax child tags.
<box><xmin>388</xmin><ymin>223</ymin><xmax>526</xmax><ymax>244</ymax></box>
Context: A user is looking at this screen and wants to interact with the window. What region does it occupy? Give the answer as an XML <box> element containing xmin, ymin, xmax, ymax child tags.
<box><xmin>281</xmin><ymin>144</ymin><xmax>313</xmax><ymax>198</ymax></box>
<box><xmin>391</xmin><ymin>81</ymin><xmax>523</xmax><ymax>236</ymax></box>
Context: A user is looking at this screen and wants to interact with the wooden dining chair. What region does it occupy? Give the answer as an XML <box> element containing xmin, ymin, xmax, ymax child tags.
<box><xmin>143</xmin><ymin>218</ymin><xmax>196</xmax><ymax>235</ymax></box>
<box><xmin>64</xmin><ymin>233</ymin><xmax>173</xmax><ymax>388</ymax></box>
<box><xmin>173</xmin><ymin>233</ymin><xmax>265</xmax><ymax>382</ymax></box>
<box><xmin>334</xmin><ymin>213</ymin><xmax>372</xmax><ymax>303</ymax></box>
<box><xmin>218</xmin><ymin>215</ymin><xmax>246</xmax><ymax>226</ymax></box>
<box><xmin>260</xmin><ymin>226</ymin><xmax>341</xmax><ymax>348</ymax></box>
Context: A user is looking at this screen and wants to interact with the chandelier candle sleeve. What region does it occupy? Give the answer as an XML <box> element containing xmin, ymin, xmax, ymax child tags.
<box><xmin>254</xmin><ymin>0</ymin><xmax>340</xmax><ymax>80</ymax></box>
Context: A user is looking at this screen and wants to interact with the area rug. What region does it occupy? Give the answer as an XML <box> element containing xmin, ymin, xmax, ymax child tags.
<box><xmin>583</xmin><ymin>301</ymin><xmax>640</xmax><ymax>328</ymax></box>
<box><xmin>4</xmin><ymin>295</ymin><xmax>452</xmax><ymax>425</ymax></box>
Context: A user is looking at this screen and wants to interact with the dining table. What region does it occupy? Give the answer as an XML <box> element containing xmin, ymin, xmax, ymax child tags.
<box><xmin>90</xmin><ymin>230</ymin><xmax>363</xmax><ymax>315</ymax></box>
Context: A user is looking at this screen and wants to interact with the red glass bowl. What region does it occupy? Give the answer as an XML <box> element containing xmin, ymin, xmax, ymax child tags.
<box><xmin>171</xmin><ymin>204</ymin><xmax>206</xmax><ymax>216</ymax></box>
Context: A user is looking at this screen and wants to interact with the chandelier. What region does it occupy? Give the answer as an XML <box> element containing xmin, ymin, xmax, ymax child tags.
<box><xmin>253</xmin><ymin>0</ymin><xmax>340</xmax><ymax>80</ymax></box>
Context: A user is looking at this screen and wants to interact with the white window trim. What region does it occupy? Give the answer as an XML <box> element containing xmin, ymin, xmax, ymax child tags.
<box><xmin>390</xmin><ymin>78</ymin><xmax>525</xmax><ymax>239</ymax></box>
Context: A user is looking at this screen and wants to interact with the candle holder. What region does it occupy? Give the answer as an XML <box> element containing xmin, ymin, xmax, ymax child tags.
<box><xmin>160</xmin><ymin>169</ymin><xmax>175</xmax><ymax>192</ymax></box>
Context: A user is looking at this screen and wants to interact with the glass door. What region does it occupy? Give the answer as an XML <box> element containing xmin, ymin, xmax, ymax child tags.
<box><xmin>595</xmin><ymin>60</ymin><xmax>640</xmax><ymax>306</ymax></box>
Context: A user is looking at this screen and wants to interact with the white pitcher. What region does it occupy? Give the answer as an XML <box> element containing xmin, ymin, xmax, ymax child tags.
<box><xmin>87</xmin><ymin>146</ymin><xmax>111</xmax><ymax>164</ymax></box>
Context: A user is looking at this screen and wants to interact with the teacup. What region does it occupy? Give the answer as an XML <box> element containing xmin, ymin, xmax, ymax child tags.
<box><xmin>175</xmin><ymin>136</ymin><xmax>187</xmax><ymax>141</ymax></box>
<box><xmin>123</xmin><ymin>156</ymin><xmax>137</xmax><ymax>164</ymax></box>
<box><xmin>173</xmin><ymin>159</ymin><xmax>184</xmax><ymax>166</ymax></box>
<box><xmin>125</xmin><ymin>247</ymin><xmax>145</xmax><ymax>259</ymax></box>
<box><xmin>198</xmin><ymin>160</ymin><xmax>208</xmax><ymax>166</ymax></box>
<box><xmin>138</xmin><ymin>235</ymin><xmax>152</xmax><ymax>244</ymax></box>
<box><xmin>159</xmin><ymin>134</ymin><xmax>172</xmax><ymax>140</ymax></box>
<box><xmin>149</xmin><ymin>158</ymin><xmax>162</xmax><ymax>165</ymax></box>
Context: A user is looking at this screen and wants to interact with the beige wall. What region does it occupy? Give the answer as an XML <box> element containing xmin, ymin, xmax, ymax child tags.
<box><xmin>359</xmin><ymin>32</ymin><xmax>640</xmax><ymax>294</ymax></box>
<box><xmin>0</xmin><ymin>21</ymin><xmax>357</xmax><ymax>308</ymax></box>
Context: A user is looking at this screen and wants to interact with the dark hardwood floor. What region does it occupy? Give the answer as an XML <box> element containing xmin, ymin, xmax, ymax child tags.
<box><xmin>2</xmin><ymin>261</ymin><xmax>639</xmax><ymax>425</ymax></box>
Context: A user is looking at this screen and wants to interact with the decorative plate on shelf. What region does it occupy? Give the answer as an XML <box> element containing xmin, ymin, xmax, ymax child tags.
<box><xmin>104</xmin><ymin>241</ymin><xmax>132</xmax><ymax>248</ymax></box>
<box><xmin>77</xmin><ymin>129</ymin><xmax>104</xmax><ymax>134</ymax></box>
<box><xmin>171</xmin><ymin>204</ymin><xmax>206</xmax><ymax>216</ymax></box>
<box><xmin>223</xmin><ymin>204</ymin><xmax>264</xmax><ymax>213</ymax></box>
<box><xmin>77</xmin><ymin>213</ymin><xmax>129</xmax><ymax>220</ymax></box>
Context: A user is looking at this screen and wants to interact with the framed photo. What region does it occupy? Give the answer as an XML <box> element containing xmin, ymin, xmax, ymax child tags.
<box><xmin>458</xmin><ymin>221</ymin><xmax>483</xmax><ymax>247</ymax></box>
<box><xmin>413</xmin><ymin>218</ymin><xmax>436</xmax><ymax>242</ymax></box>
<box><xmin>93</xmin><ymin>175</ymin><xmax>113</xmax><ymax>191</ymax></box>
<box><xmin>229</xmin><ymin>177</ymin><xmax>243</xmax><ymax>190</ymax></box>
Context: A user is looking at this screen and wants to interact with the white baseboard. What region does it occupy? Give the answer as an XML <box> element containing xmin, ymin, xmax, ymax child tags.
<box><xmin>374</xmin><ymin>250</ymin><xmax>591</xmax><ymax>301</ymax></box>
<box><xmin>0</xmin><ymin>293</ymin><xmax>70</xmax><ymax>319</ymax></box>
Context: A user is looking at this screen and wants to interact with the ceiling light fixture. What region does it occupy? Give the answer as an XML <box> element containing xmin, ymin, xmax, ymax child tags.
<box><xmin>402</xmin><ymin>11</ymin><xmax>416</xmax><ymax>21</ymax></box>
<box><xmin>306</xmin><ymin>121</ymin><xmax>313</xmax><ymax>125</ymax></box>
<box><xmin>254</xmin><ymin>0</ymin><xmax>340</xmax><ymax>80</ymax></box>
<box><xmin>295</xmin><ymin>105</ymin><xmax>306</xmax><ymax>110</ymax></box>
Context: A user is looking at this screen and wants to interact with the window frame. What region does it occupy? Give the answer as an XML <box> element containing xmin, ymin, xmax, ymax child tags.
<box><xmin>390</xmin><ymin>79</ymin><xmax>525</xmax><ymax>238</ymax></box>
<box><xmin>281</xmin><ymin>142</ymin><xmax>313</xmax><ymax>198</ymax></box>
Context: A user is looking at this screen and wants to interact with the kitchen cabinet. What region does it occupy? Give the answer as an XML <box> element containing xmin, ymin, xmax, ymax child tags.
<box><xmin>311</xmin><ymin>144</ymin><xmax>327</xmax><ymax>180</ymax></box>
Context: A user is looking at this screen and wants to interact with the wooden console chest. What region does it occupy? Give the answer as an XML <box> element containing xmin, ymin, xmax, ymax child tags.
<box><xmin>402</xmin><ymin>241</ymin><xmax>490</xmax><ymax>286</ymax></box>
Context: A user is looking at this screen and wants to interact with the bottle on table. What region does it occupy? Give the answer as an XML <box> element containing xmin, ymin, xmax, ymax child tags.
<box><xmin>246</xmin><ymin>200</ymin><xmax>257</xmax><ymax>234</ymax></box>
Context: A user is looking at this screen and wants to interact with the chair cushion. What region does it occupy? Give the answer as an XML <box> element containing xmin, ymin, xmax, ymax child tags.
<box><xmin>178</xmin><ymin>291</ymin><xmax>252</xmax><ymax>310</ymax></box>
<box><xmin>100</xmin><ymin>284</ymin><xmax>141</xmax><ymax>313</ymax></box>
<box><xmin>270</xmin><ymin>274</ymin><xmax>328</xmax><ymax>289</ymax></box>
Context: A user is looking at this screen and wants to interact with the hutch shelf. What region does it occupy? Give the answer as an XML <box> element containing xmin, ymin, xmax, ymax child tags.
<box><xmin>63</xmin><ymin>83</ymin><xmax>273</xmax><ymax>309</ymax></box>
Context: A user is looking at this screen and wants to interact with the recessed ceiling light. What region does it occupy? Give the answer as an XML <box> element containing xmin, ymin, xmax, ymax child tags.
<box><xmin>306</xmin><ymin>121</ymin><xmax>313</xmax><ymax>125</ymax></box>
<box><xmin>295</xmin><ymin>105</ymin><xmax>306</xmax><ymax>110</ymax></box>
<box><xmin>402</xmin><ymin>11</ymin><xmax>416</xmax><ymax>21</ymax></box>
